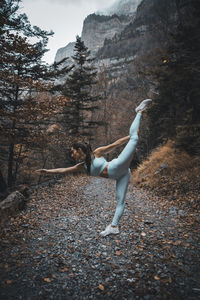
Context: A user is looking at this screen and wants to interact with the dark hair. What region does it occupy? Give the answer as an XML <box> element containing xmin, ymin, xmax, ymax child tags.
<box><xmin>72</xmin><ymin>143</ymin><xmax>92</xmax><ymax>174</ymax></box>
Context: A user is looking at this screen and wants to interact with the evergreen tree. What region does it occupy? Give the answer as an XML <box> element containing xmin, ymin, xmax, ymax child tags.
<box><xmin>0</xmin><ymin>0</ymin><xmax>69</xmax><ymax>188</ymax></box>
<box><xmin>62</xmin><ymin>36</ymin><xmax>99</xmax><ymax>139</ymax></box>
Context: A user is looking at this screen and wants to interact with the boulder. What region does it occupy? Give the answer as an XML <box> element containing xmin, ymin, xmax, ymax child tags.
<box><xmin>0</xmin><ymin>191</ymin><xmax>26</xmax><ymax>223</ymax></box>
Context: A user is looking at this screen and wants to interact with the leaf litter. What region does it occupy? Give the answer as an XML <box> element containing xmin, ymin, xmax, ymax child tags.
<box><xmin>0</xmin><ymin>175</ymin><xmax>199</xmax><ymax>299</ymax></box>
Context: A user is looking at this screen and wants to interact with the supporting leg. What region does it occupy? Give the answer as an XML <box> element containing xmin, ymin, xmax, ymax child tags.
<box><xmin>111</xmin><ymin>170</ymin><xmax>131</xmax><ymax>226</ymax></box>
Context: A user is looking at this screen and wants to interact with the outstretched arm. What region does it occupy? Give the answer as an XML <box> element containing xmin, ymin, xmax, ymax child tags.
<box><xmin>35</xmin><ymin>162</ymin><xmax>85</xmax><ymax>175</ymax></box>
<box><xmin>94</xmin><ymin>135</ymin><xmax>130</xmax><ymax>157</ymax></box>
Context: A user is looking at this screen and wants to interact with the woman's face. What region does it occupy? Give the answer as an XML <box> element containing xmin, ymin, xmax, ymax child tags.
<box><xmin>71</xmin><ymin>147</ymin><xmax>86</xmax><ymax>161</ymax></box>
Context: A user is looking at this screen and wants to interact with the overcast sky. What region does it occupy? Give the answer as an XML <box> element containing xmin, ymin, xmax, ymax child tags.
<box><xmin>21</xmin><ymin>0</ymin><xmax>116</xmax><ymax>64</ymax></box>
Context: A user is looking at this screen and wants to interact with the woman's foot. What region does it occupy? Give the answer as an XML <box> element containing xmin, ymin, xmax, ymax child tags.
<box><xmin>135</xmin><ymin>99</ymin><xmax>152</xmax><ymax>113</ymax></box>
<box><xmin>100</xmin><ymin>224</ymin><xmax>119</xmax><ymax>237</ymax></box>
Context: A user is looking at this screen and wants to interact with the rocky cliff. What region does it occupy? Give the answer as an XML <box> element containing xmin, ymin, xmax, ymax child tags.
<box><xmin>81</xmin><ymin>14</ymin><xmax>132</xmax><ymax>55</ymax></box>
<box><xmin>54</xmin><ymin>0</ymin><xmax>141</xmax><ymax>63</ymax></box>
<box><xmin>55</xmin><ymin>42</ymin><xmax>75</xmax><ymax>63</ymax></box>
<box><xmin>97</xmin><ymin>0</ymin><xmax>177</xmax><ymax>59</ymax></box>
<box><xmin>98</xmin><ymin>0</ymin><xmax>142</xmax><ymax>16</ymax></box>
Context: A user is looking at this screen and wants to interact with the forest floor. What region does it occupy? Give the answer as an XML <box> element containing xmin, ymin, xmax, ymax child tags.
<box><xmin>0</xmin><ymin>175</ymin><xmax>199</xmax><ymax>300</ymax></box>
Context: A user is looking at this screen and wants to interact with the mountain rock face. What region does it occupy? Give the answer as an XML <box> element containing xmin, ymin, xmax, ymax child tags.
<box><xmin>81</xmin><ymin>14</ymin><xmax>132</xmax><ymax>55</ymax></box>
<box><xmin>99</xmin><ymin>0</ymin><xmax>142</xmax><ymax>16</ymax></box>
<box><xmin>54</xmin><ymin>0</ymin><xmax>141</xmax><ymax>62</ymax></box>
<box><xmin>97</xmin><ymin>0</ymin><xmax>177</xmax><ymax>59</ymax></box>
<box><xmin>54</xmin><ymin>42</ymin><xmax>75</xmax><ymax>63</ymax></box>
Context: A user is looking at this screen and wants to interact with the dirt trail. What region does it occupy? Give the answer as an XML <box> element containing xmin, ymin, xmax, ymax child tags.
<box><xmin>0</xmin><ymin>176</ymin><xmax>199</xmax><ymax>299</ymax></box>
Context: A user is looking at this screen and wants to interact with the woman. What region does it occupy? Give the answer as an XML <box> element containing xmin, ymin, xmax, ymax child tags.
<box><xmin>36</xmin><ymin>99</ymin><xmax>152</xmax><ymax>236</ymax></box>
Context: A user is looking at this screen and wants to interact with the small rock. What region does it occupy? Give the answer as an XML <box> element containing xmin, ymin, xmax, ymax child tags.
<box><xmin>144</xmin><ymin>220</ymin><xmax>154</xmax><ymax>225</ymax></box>
<box><xmin>127</xmin><ymin>278</ymin><xmax>135</xmax><ymax>283</ymax></box>
<box><xmin>178</xmin><ymin>210</ymin><xmax>185</xmax><ymax>217</ymax></box>
<box><xmin>168</xmin><ymin>206</ymin><xmax>179</xmax><ymax>215</ymax></box>
<box><xmin>154</xmin><ymin>163</ymin><xmax>168</xmax><ymax>175</ymax></box>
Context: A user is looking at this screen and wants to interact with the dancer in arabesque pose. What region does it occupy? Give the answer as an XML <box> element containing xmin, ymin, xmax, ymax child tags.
<box><xmin>36</xmin><ymin>99</ymin><xmax>152</xmax><ymax>236</ymax></box>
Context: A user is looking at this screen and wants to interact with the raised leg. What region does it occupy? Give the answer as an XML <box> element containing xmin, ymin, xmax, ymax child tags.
<box><xmin>117</xmin><ymin>113</ymin><xmax>142</xmax><ymax>166</ymax></box>
<box><xmin>108</xmin><ymin>113</ymin><xmax>142</xmax><ymax>178</ymax></box>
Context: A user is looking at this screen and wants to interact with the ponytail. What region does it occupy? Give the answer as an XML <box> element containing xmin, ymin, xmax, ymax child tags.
<box><xmin>72</xmin><ymin>142</ymin><xmax>92</xmax><ymax>175</ymax></box>
<box><xmin>85</xmin><ymin>143</ymin><xmax>92</xmax><ymax>174</ymax></box>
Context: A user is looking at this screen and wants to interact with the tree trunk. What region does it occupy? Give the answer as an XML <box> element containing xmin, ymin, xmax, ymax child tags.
<box><xmin>13</xmin><ymin>144</ymin><xmax>23</xmax><ymax>183</ymax></box>
<box><xmin>0</xmin><ymin>169</ymin><xmax>7</xmax><ymax>193</ymax></box>
<box><xmin>8</xmin><ymin>86</ymin><xmax>18</xmax><ymax>187</ymax></box>
<box><xmin>8</xmin><ymin>142</ymin><xmax>14</xmax><ymax>187</ymax></box>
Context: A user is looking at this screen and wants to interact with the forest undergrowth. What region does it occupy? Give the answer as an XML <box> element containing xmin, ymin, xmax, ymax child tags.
<box><xmin>132</xmin><ymin>140</ymin><xmax>200</xmax><ymax>212</ymax></box>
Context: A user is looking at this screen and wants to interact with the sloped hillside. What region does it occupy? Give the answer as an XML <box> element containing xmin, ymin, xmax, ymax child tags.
<box><xmin>132</xmin><ymin>140</ymin><xmax>200</xmax><ymax>210</ymax></box>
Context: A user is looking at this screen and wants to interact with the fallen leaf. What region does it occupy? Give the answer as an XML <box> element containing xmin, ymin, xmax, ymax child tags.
<box><xmin>6</xmin><ymin>280</ymin><xmax>12</xmax><ymax>284</ymax></box>
<box><xmin>154</xmin><ymin>275</ymin><xmax>160</xmax><ymax>280</ymax></box>
<box><xmin>44</xmin><ymin>278</ymin><xmax>51</xmax><ymax>283</ymax></box>
<box><xmin>61</xmin><ymin>267</ymin><xmax>68</xmax><ymax>272</ymax></box>
<box><xmin>115</xmin><ymin>251</ymin><xmax>122</xmax><ymax>256</ymax></box>
<box><xmin>98</xmin><ymin>284</ymin><xmax>105</xmax><ymax>291</ymax></box>
<box><xmin>173</xmin><ymin>240</ymin><xmax>182</xmax><ymax>246</ymax></box>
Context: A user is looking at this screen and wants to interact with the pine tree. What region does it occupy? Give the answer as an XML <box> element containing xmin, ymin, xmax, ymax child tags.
<box><xmin>0</xmin><ymin>0</ymin><xmax>69</xmax><ymax>188</ymax></box>
<box><xmin>62</xmin><ymin>36</ymin><xmax>99</xmax><ymax>139</ymax></box>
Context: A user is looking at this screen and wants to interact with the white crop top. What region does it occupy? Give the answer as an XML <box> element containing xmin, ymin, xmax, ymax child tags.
<box><xmin>90</xmin><ymin>155</ymin><xmax>107</xmax><ymax>176</ymax></box>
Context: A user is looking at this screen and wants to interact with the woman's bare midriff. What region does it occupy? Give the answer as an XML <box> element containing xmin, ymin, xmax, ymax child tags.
<box><xmin>100</xmin><ymin>164</ymin><xmax>109</xmax><ymax>178</ymax></box>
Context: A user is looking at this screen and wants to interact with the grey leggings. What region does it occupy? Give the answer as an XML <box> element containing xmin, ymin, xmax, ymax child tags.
<box><xmin>107</xmin><ymin>113</ymin><xmax>142</xmax><ymax>226</ymax></box>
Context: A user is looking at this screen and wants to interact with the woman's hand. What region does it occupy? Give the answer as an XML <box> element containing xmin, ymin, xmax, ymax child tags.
<box><xmin>35</xmin><ymin>169</ymin><xmax>48</xmax><ymax>174</ymax></box>
<box><xmin>94</xmin><ymin>135</ymin><xmax>130</xmax><ymax>157</ymax></box>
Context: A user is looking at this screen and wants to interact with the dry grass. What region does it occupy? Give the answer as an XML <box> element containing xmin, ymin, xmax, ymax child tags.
<box><xmin>132</xmin><ymin>140</ymin><xmax>200</xmax><ymax>200</ymax></box>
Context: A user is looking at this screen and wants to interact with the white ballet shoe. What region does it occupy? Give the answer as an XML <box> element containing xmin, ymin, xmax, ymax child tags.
<box><xmin>135</xmin><ymin>99</ymin><xmax>152</xmax><ymax>113</ymax></box>
<box><xmin>100</xmin><ymin>224</ymin><xmax>119</xmax><ymax>237</ymax></box>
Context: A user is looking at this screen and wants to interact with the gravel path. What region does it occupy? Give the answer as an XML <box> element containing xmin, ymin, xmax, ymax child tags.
<box><xmin>0</xmin><ymin>176</ymin><xmax>199</xmax><ymax>299</ymax></box>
